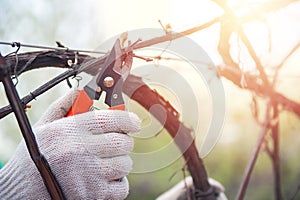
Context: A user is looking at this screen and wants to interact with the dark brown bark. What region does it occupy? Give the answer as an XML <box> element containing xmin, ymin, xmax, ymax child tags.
<box><xmin>218</xmin><ymin>66</ymin><xmax>300</xmax><ymax>118</ymax></box>
<box><xmin>2</xmin><ymin>48</ymin><xmax>300</xmax><ymax>200</ymax></box>
<box><xmin>1</xmin><ymin>52</ymin><xmax>217</xmax><ymax>199</ymax></box>
<box><xmin>2</xmin><ymin>2</ymin><xmax>299</xmax><ymax>196</ymax></box>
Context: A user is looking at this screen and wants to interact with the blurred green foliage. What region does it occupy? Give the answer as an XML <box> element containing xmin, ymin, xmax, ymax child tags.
<box><xmin>127</xmin><ymin>82</ymin><xmax>300</xmax><ymax>200</ymax></box>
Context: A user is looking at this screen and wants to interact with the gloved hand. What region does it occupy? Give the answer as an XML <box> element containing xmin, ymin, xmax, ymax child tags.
<box><xmin>0</xmin><ymin>90</ymin><xmax>140</xmax><ymax>200</ymax></box>
<box><xmin>156</xmin><ymin>176</ymin><xmax>228</xmax><ymax>200</ymax></box>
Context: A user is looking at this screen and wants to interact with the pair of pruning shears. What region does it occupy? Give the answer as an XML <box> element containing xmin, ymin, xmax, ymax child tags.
<box><xmin>67</xmin><ymin>34</ymin><xmax>133</xmax><ymax>116</ymax></box>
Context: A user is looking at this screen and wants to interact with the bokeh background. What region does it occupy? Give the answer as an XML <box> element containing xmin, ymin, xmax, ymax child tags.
<box><xmin>1</xmin><ymin>0</ymin><xmax>300</xmax><ymax>199</ymax></box>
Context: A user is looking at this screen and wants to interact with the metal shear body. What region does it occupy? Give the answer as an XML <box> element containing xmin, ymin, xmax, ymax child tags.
<box><xmin>67</xmin><ymin>36</ymin><xmax>133</xmax><ymax>116</ymax></box>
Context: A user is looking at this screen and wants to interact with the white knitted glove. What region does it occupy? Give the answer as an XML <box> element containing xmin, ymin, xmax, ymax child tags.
<box><xmin>0</xmin><ymin>90</ymin><xmax>140</xmax><ymax>200</ymax></box>
<box><xmin>157</xmin><ymin>176</ymin><xmax>228</xmax><ymax>200</ymax></box>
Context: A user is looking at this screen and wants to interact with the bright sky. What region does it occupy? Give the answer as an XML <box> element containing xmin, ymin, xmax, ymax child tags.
<box><xmin>96</xmin><ymin>0</ymin><xmax>300</xmax><ymax>67</ymax></box>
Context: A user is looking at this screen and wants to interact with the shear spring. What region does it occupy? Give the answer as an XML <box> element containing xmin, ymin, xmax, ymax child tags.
<box><xmin>89</xmin><ymin>106</ymin><xmax>99</xmax><ymax>111</ymax></box>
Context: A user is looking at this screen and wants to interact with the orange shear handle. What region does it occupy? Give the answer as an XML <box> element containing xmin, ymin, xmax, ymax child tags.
<box><xmin>66</xmin><ymin>90</ymin><xmax>125</xmax><ymax>117</ymax></box>
<box><xmin>66</xmin><ymin>90</ymin><xmax>93</xmax><ymax>117</ymax></box>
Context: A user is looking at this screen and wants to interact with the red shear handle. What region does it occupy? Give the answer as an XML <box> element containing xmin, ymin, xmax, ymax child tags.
<box><xmin>108</xmin><ymin>104</ymin><xmax>125</xmax><ymax>111</ymax></box>
<box><xmin>66</xmin><ymin>90</ymin><xmax>93</xmax><ymax>117</ymax></box>
<box><xmin>66</xmin><ymin>90</ymin><xmax>126</xmax><ymax>117</ymax></box>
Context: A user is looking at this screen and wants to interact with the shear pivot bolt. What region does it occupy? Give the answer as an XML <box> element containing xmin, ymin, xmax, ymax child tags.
<box><xmin>103</xmin><ymin>76</ymin><xmax>114</xmax><ymax>88</ymax></box>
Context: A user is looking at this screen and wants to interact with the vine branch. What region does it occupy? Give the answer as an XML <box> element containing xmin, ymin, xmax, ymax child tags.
<box><xmin>1</xmin><ymin>1</ymin><xmax>299</xmax><ymax>198</ymax></box>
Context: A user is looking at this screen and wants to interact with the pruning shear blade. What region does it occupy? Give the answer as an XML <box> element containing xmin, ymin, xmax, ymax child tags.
<box><xmin>66</xmin><ymin>34</ymin><xmax>133</xmax><ymax>116</ymax></box>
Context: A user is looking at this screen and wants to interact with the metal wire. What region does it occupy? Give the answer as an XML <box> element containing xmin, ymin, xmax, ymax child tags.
<box><xmin>3</xmin><ymin>42</ymin><xmax>21</xmax><ymax>85</ymax></box>
<box><xmin>0</xmin><ymin>41</ymin><xmax>107</xmax><ymax>54</ymax></box>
